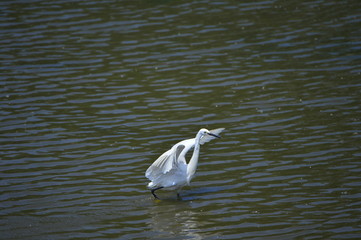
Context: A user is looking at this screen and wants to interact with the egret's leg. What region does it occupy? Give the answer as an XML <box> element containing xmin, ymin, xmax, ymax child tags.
<box><xmin>151</xmin><ymin>187</ymin><xmax>163</xmax><ymax>199</ymax></box>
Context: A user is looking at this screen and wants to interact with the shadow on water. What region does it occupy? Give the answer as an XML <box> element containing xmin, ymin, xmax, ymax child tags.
<box><xmin>143</xmin><ymin>184</ymin><xmax>233</xmax><ymax>201</ymax></box>
<box><xmin>147</xmin><ymin>198</ymin><xmax>207</xmax><ymax>240</ymax></box>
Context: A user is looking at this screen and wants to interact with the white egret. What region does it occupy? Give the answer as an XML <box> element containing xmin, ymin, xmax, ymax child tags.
<box><xmin>145</xmin><ymin>128</ymin><xmax>224</xmax><ymax>199</ymax></box>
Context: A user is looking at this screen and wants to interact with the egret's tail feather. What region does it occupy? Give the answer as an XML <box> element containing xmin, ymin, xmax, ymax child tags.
<box><xmin>147</xmin><ymin>182</ymin><xmax>156</xmax><ymax>189</ymax></box>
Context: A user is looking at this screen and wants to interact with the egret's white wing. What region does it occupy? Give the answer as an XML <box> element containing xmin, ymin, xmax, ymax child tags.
<box><xmin>199</xmin><ymin>128</ymin><xmax>225</xmax><ymax>145</ymax></box>
<box><xmin>145</xmin><ymin>144</ymin><xmax>185</xmax><ymax>180</ymax></box>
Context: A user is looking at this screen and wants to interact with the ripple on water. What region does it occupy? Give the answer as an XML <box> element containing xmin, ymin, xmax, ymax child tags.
<box><xmin>1</xmin><ymin>0</ymin><xmax>361</xmax><ymax>239</ymax></box>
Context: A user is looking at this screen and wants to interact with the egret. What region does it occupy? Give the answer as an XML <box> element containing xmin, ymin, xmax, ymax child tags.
<box><xmin>145</xmin><ymin>128</ymin><xmax>224</xmax><ymax>199</ymax></box>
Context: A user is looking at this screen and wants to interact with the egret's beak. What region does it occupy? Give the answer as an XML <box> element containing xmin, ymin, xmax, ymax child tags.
<box><xmin>207</xmin><ymin>132</ymin><xmax>221</xmax><ymax>138</ymax></box>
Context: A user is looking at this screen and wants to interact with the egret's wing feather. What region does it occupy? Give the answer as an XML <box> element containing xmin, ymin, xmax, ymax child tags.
<box><xmin>145</xmin><ymin>144</ymin><xmax>186</xmax><ymax>181</ymax></box>
<box><xmin>145</xmin><ymin>151</ymin><xmax>170</xmax><ymax>178</ymax></box>
<box><xmin>175</xmin><ymin>144</ymin><xmax>185</xmax><ymax>161</ymax></box>
<box><xmin>199</xmin><ymin>128</ymin><xmax>225</xmax><ymax>145</ymax></box>
<box><xmin>145</xmin><ymin>144</ymin><xmax>188</xmax><ymax>188</ymax></box>
<box><xmin>162</xmin><ymin>144</ymin><xmax>185</xmax><ymax>173</ymax></box>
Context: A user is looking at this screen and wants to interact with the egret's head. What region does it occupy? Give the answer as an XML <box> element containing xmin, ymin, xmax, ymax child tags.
<box><xmin>198</xmin><ymin>128</ymin><xmax>221</xmax><ymax>139</ymax></box>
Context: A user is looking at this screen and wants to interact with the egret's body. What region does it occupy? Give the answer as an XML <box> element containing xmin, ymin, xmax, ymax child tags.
<box><xmin>145</xmin><ymin>128</ymin><xmax>224</xmax><ymax>199</ymax></box>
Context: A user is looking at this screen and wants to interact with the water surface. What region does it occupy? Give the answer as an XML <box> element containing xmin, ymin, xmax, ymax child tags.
<box><xmin>1</xmin><ymin>0</ymin><xmax>361</xmax><ymax>239</ymax></box>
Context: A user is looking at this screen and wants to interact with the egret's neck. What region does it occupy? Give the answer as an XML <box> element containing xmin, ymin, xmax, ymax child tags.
<box><xmin>187</xmin><ymin>138</ymin><xmax>201</xmax><ymax>184</ymax></box>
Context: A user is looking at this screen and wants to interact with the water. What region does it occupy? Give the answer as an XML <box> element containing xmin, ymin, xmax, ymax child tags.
<box><xmin>1</xmin><ymin>0</ymin><xmax>361</xmax><ymax>239</ymax></box>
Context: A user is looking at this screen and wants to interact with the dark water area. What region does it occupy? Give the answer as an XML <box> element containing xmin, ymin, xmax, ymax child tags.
<box><xmin>1</xmin><ymin>0</ymin><xmax>361</xmax><ymax>239</ymax></box>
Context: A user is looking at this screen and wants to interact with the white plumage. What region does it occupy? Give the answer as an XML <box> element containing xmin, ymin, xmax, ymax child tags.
<box><xmin>145</xmin><ymin>128</ymin><xmax>224</xmax><ymax>199</ymax></box>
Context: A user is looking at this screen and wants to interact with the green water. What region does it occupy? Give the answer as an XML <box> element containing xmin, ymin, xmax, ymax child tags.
<box><xmin>1</xmin><ymin>0</ymin><xmax>360</xmax><ymax>239</ymax></box>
